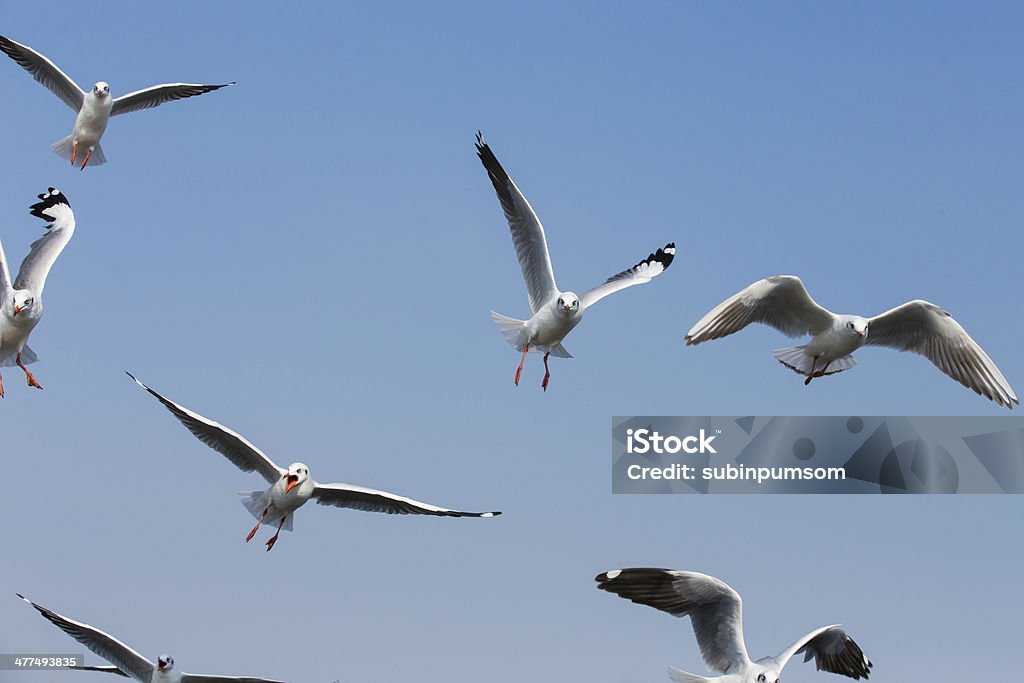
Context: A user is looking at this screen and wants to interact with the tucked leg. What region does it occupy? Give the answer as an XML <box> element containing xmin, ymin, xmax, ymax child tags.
<box><xmin>514</xmin><ymin>342</ymin><xmax>529</xmax><ymax>386</ymax></box>
<box><xmin>265</xmin><ymin>515</ymin><xmax>287</xmax><ymax>551</ymax></box>
<box><xmin>16</xmin><ymin>353</ymin><xmax>42</xmax><ymax>390</ymax></box>
<box><xmin>245</xmin><ymin>508</ymin><xmax>268</xmax><ymax>542</ymax></box>
<box><xmin>541</xmin><ymin>352</ymin><xmax>551</xmax><ymax>391</ymax></box>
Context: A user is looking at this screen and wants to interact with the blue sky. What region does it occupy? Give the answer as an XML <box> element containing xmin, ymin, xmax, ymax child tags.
<box><xmin>1</xmin><ymin>2</ymin><xmax>1022</xmax><ymax>682</ymax></box>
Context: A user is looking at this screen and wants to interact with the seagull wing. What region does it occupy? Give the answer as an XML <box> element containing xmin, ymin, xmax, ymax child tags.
<box><xmin>768</xmin><ymin>625</ymin><xmax>872</xmax><ymax>680</ymax></box>
<box><xmin>182</xmin><ymin>675</ymin><xmax>291</xmax><ymax>683</ymax></box>
<box><xmin>476</xmin><ymin>132</ymin><xmax>558</xmax><ymax>314</ymax></box>
<box><xmin>0</xmin><ymin>35</ymin><xmax>85</xmax><ymax>111</ymax></box>
<box><xmin>0</xmin><ymin>236</ymin><xmax>12</xmax><ymax>304</ymax></box>
<box><xmin>69</xmin><ymin>666</ymin><xmax>130</xmax><ymax>677</ymax></box>
<box><xmin>580</xmin><ymin>243</ymin><xmax>676</xmax><ymax>309</ymax></box>
<box><xmin>17</xmin><ymin>595</ymin><xmax>154</xmax><ymax>683</ymax></box>
<box><xmin>685</xmin><ymin>275</ymin><xmax>836</xmax><ymax>345</ymax></box>
<box><xmin>111</xmin><ymin>82</ymin><xmax>234</xmax><ymax>116</ymax></box>
<box><xmin>128</xmin><ymin>373</ymin><xmax>286</xmax><ymax>485</ymax></box>
<box><xmin>14</xmin><ymin>188</ymin><xmax>75</xmax><ymax>296</ymax></box>
<box><xmin>312</xmin><ymin>482</ymin><xmax>501</xmax><ymax>517</ymax></box>
<box><xmin>865</xmin><ymin>299</ymin><xmax>1018</xmax><ymax>408</ymax></box>
<box><xmin>595</xmin><ymin>569</ymin><xmax>751</xmax><ymax>674</ymax></box>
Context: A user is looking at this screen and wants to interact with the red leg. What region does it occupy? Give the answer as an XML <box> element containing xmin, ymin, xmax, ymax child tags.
<box><xmin>71</xmin><ymin>140</ymin><xmax>78</xmax><ymax>166</ymax></box>
<box><xmin>245</xmin><ymin>508</ymin><xmax>268</xmax><ymax>542</ymax></box>
<box><xmin>804</xmin><ymin>356</ymin><xmax>818</xmax><ymax>385</ymax></box>
<box><xmin>0</xmin><ymin>370</ymin><xmax>5</xmax><ymax>398</ymax></box>
<box><xmin>541</xmin><ymin>352</ymin><xmax>551</xmax><ymax>391</ymax></box>
<box><xmin>265</xmin><ymin>515</ymin><xmax>287</xmax><ymax>551</ymax></box>
<box><xmin>80</xmin><ymin>148</ymin><xmax>92</xmax><ymax>170</ymax></box>
<box><xmin>16</xmin><ymin>353</ymin><xmax>42</xmax><ymax>390</ymax></box>
<box><xmin>514</xmin><ymin>342</ymin><xmax>529</xmax><ymax>386</ymax></box>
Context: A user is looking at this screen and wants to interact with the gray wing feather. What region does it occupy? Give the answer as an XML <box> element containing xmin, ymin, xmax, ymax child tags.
<box><xmin>0</xmin><ymin>35</ymin><xmax>85</xmax><ymax>111</ymax></box>
<box><xmin>865</xmin><ymin>300</ymin><xmax>1019</xmax><ymax>408</ymax></box>
<box><xmin>595</xmin><ymin>569</ymin><xmax>751</xmax><ymax>674</ymax></box>
<box><xmin>111</xmin><ymin>82</ymin><xmax>234</xmax><ymax>116</ymax></box>
<box><xmin>69</xmin><ymin>666</ymin><xmax>130</xmax><ymax>677</ymax></box>
<box><xmin>475</xmin><ymin>133</ymin><xmax>559</xmax><ymax>314</ymax></box>
<box><xmin>127</xmin><ymin>373</ymin><xmax>286</xmax><ymax>485</ymax></box>
<box><xmin>312</xmin><ymin>482</ymin><xmax>500</xmax><ymax>517</ymax></box>
<box><xmin>770</xmin><ymin>625</ymin><xmax>872</xmax><ymax>680</ymax></box>
<box><xmin>686</xmin><ymin>275</ymin><xmax>836</xmax><ymax>345</ymax></box>
<box><xmin>17</xmin><ymin>595</ymin><xmax>154</xmax><ymax>683</ymax></box>
<box><xmin>15</xmin><ymin>188</ymin><xmax>76</xmax><ymax>295</ymax></box>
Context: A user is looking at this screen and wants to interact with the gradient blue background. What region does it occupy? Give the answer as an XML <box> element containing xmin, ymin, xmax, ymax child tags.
<box><xmin>2</xmin><ymin>2</ymin><xmax>1021</xmax><ymax>682</ymax></box>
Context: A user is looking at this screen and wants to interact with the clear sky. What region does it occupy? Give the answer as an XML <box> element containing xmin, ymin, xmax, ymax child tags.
<box><xmin>1</xmin><ymin>2</ymin><xmax>1021</xmax><ymax>682</ymax></box>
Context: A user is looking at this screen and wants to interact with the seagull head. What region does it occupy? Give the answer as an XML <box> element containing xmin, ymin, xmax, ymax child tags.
<box><xmin>845</xmin><ymin>316</ymin><xmax>869</xmax><ymax>339</ymax></box>
<box><xmin>156</xmin><ymin>656</ymin><xmax>174</xmax><ymax>673</ymax></box>
<box><xmin>556</xmin><ymin>293</ymin><xmax>580</xmax><ymax>316</ymax></box>
<box><xmin>753</xmin><ymin>671</ymin><xmax>779</xmax><ymax>683</ymax></box>
<box><xmin>11</xmin><ymin>291</ymin><xmax>35</xmax><ymax>317</ymax></box>
<box><xmin>92</xmin><ymin>81</ymin><xmax>110</xmax><ymax>98</ymax></box>
<box><xmin>284</xmin><ymin>463</ymin><xmax>310</xmax><ymax>494</ymax></box>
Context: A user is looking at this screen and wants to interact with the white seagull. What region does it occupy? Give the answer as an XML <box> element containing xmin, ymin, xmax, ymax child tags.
<box><xmin>0</xmin><ymin>188</ymin><xmax>75</xmax><ymax>397</ymax></box>
<box><xmin>129</xmin><ymin>374</ymin><xmax>501</xmax><ymax>551</ymax></box>
<box><xmin>685</xmin><ymin>275</ymin><xmax>1018</xmax><ymax>408</ymax></box>
<box><xmin>476</xmin><ymin>133</ymin><xmax>676</xmax><ymax>391</ymax></box>
<box><xmin>17</xmin><ymin>594</ymin><xmax>291</xmax><ymax>683</ymax></box>
<box><xmin>0</xmin><ymin>34</ymin><xmax>233</xmax><ymax>169</ymax></box>
<box><xmin>595</xmin><ymin>568</ymin><xmax>873</xmax><ymax>683</ymax></box>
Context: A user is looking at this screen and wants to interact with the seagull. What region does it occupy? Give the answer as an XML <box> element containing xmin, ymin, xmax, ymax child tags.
<box><xmin>0</xmin><ymin>188</ymin><xmax>75</xmax><ymax>397</ymax></box>
<box><xmin>685</xmin><ymin>275</ymin><xmax>1018</xmax><ymax>408</ymax></box>
<box><xmin>17</xmin><ymin>594</ymin><xmax>290</xmax><ymax>683</ymax></box>
<box><xmin>476</xmin><ymin>132</ymin><xmax>675</xmax><ymax>391</ymax></box>
<box><xmin>128</xmin><ymin>374</ymin><xmax>501</xmax><ymax>551</ymax></box>
<box><xmin>595</xmin><ymin>568</ymin><xmax>873</xmax><ymax>683</ymax></box>
<box><xmin>0</xmin><ymin>34</ymin><xmax>233</xmax><ymax>169</ymax></box>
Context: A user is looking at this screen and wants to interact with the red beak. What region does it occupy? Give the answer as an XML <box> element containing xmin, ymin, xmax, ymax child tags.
<box><xmin>12</xmin><ymin>305</ymin><xmax>21</xmax><ymax>316</ymax></box>
<box><xmin>284</xmin><ymin>475</ymin><xmax>299</xmax><ymax>493</ymax></box>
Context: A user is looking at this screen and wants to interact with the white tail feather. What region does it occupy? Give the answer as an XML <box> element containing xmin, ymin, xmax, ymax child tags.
<box><xmin>773</xmin><ymin>345</ymin><xmax>856</xmax><ymax>376</ymax></box>
<box><xmin>238</xmin><ymin>492</ymin><xmax>293</xmax><ymax>532</ymax></box>
<box><xmin>50</xmin><ymin>135</ymin><xmax>107</xmax><ymax>166</ymax></box>
<box><xmin>490</xmin><ymin>310</ymin><xmax>527</xmax><ymax>351</ymax></box>
<box><xmin>1</xmin><ymin>345</ymin><xmax>38</xmax><ymax>367</ymax></box>
<box><xmin>667</xmin><ymin>666</ymin><xmax>711</xmax><ymax>683</ymax></box>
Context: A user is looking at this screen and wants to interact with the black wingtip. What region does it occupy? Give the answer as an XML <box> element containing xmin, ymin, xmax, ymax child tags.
<box><xmin>29</xmin><ymin>187</ymin><xmax>71</xmax><ymax>221</ymax></box>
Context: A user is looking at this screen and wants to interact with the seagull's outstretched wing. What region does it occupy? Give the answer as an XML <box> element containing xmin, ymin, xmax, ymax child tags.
<box><xmin>580</xmin><ymin>243</ymin><xmax>676</xmax><ymax>309</ymax></box>
<box><xmin>182</xmin><ymin>675</ymin><xmax>291</xmax><ymax>683</ymax></box>
<box><xmin>0</xmin><ymin>236</ymin><xmax>12</xmax><ymax>304</ymax></box>
<box><xmin>864</xmin><ymin>299</ymin><xmax>1018</xmax><ymax>408</ymax></box>
<box><xmin>767</xmin><ymin>625</ymin><xmax>872</xmax><ymax>680</ymax></box>
<box><xmin>312</xmin><ymin>482</ymin><xmax>501</xmax><ymax>518</ymax></box>
<box><xmin>111</xmin><ymin>82</ymin><xmax>234</xmax><ymax>116</ymax></box>
<box><xmin>16</xmin><ymin>595</ymin><xmax>154</xmax><ymax>683</ymax></box>
<box><xmin>14</xmin><ymin>188</ymin><xmax>76</xmax><ymax>296</ymax></box>
<box><xmin>0</xmin><ymin>35</ymin><xmax>85</xmax><ymax>111</ymax></box>
<box><xmin>686</xmin><ymin>275</ymin><xmax>836</xmax><ymax>345</ymax></box>
<box><xmin>476</xmin><ymin>132</ymin><xmax>558</xmax><ymax>314</ymax></box>
<box><xmin>128</xmin><ymin>373</ymin><xmax>287</xmax><ymax>485</ymax></box>
<box><xmin>595</xmin><ymin>569</ymin><xmax>751</xmax><ymax>675</ymax></box>
<box><xmin>69</xmin><ymin>665</ymin><xmax>130</xmax><ymax>677</ymax></box>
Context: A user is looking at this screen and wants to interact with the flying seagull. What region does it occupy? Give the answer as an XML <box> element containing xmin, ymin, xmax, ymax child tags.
<box><xmin>476</xmin><ymin>132</ymin><xmax>675</xmax><ymax>391</ymax></box>
<box><xmin>128</xmin><ymin>373</ymin><xmax>501</xmax><ymax>551</ymax></box>
<box><xmin>685</xmin><ymin>275</ymin><xmax>1018</xmax><ymax>408</ymax></box>
<box><xmin>0</xmin><ymin>188</ymin><xmax>75</xmax><ymax>397</ymax></box>
<box><xmin>595</xmin><ymin>568</ymin><xmax>873</xmax><ymax>683</ymax></box>
<box><xmin>17</xmin><ymin>594</ymin><xmax>290</xmax><ymax>683</ymax></box>
<box><xmin>0</xmin><ymin>34</ymin><xmax>233</xmax><ymax>169</ymax></box>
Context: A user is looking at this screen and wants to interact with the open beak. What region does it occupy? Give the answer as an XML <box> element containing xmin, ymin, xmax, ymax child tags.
<box><xmin>284</xmin><ymin>474</ymin><xmax>299</xmax><ymax>493</ymax></box>
<box><xmin>157</xmin><ymin>661</ymin><xmax>166</xmax><ymax>671</ymax></box>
